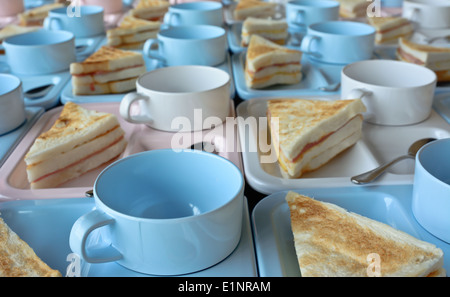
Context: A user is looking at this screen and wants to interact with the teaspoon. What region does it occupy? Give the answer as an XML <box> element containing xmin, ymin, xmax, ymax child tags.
<box><xmin>24</xmin><ymin>83</ymin><xmax>55</xmax><ymax>99</ymax></box>
<box><xmin>351</xmin><ymin>138</ymin><xmax>436</xmax><ymax>184</ymax></box>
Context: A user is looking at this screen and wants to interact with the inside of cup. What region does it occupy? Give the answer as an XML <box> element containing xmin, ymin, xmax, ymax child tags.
<box><xmin>174</xmin><ymin>1</ymin><xmax>222</xmax><ymax>10</ymax></box>
<box><xmin>160</xmin><ymin>25</ymin><xmax>225</xmax><ymax>40</ymax></box>
<box><xmin>343</xmin><ymin>60</ymin><xmax>436</xmax><ymax>87</ymax></box>
<box><xmin>95</xmin><ymin>150</ymin><xmax>243</xmax><ymax>220</ymax></box>
<box><xmin>138</xmin><ymin>66</ymin><xmax>229</xmax><ymax>93</ymax></box>
<box><xmin>310</xmin><ymin>21</ymin><xmax>375</xmax><ymax>36</ymax></box>
<box><xmin>289</xmin><ymin>0</ymin><xmax>338</xmax><ymax>8</ymax></box>
<box><xmin>0</xmin><ymin>74</ymin><xmax>20</xmax><ymax>96</ymax></box>
<box><xmin>5</xmin><ymin>30</ymin><xmax>73</xmax><ymax>46</ymax></box>
<box><xmin>418</xmin><ymin>139</ymin><xmax>450</xmax><ymax>186</ymax></box>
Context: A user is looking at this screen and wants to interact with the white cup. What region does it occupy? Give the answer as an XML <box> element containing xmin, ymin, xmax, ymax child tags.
<box><xmin>120</xmin><ymin>66</ymin><xmax>231</xmax><ymax>132</ymax></box>
<box><xmin>0</xmin><ymin>74</ymin><xmax>25</xmax><ymax>135</ymax></box>
<box><xmin>341</xmin><ymin>60</ymin><xmax>437</xmax><ymax>126</ymax></box>
<box><xmin>0</xmin><ymin>0</ymin><xmax>24</xmax><ymax>17</ymax></box>
<box><xmin>402</xmin><ymin>0</ymin><xmax>450</xmax><ymax>29</ymax></box>
<box><xmin>44</xmin><ymin>5</ymin><xmax>105</xmax><ymax>38</ymax></box>
<box><xmin>82</xmin><ymin>0</ymin><xmax>123</xmax><ymax>14</ymax></box>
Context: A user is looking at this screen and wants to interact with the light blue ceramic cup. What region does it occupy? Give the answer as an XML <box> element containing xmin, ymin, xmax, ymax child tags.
<box><xmin>0</xmin><ymin>74</ymin><xmax>25</xmax><ymax>135</ymax></box>
<box><xmin>300</xmin><ymin>21</ymin><xmax>375</xmax><ymax>65</ymax></box>
<box><xmin>69</xmin><ymin>149</ymin><xmax>245</xmax><ymax>275</ymax></box>
<box><xmin>3</xmin><ymin>30</ymin><xmax>76</xmax><ymax>75</ymax></box>
<box><xmin>44</xmin><ymin>6</ymin><xmax>105</xmax><ymax>38</ymax></box>
<box><xmin>285</xmin><ymin>0</ymin><xmax>339</xmax><ymax>31</ymax></box>
<box><xmin>412</xmin><ymin>138</ymin><xmax>450</xmax><ymax>244</ymax></box>
<box><xmin>164</xmin><ymin>1</ymin><xmax>224</xmax><ymax>27</ymax></box>
<box><xmin>143</xmin><ymin>25</ymin><xmax>227</xmax><ymax>66</ymax></box>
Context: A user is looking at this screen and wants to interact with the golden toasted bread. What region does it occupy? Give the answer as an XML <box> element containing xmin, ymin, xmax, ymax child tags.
<box><xmin>233</xmin><ymin>0</ymin><xmax>277</xmax><ymax>20</ymax></box>
<box><xmin>286</xmin><ymin>191</ymin><xmax>445</xmax><ymax>277</ymax></box>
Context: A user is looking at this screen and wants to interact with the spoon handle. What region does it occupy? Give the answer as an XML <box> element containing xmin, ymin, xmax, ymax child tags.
<box><xmin>351</xmin><ymin>155</ymin><xmax>413</xmax><ymax>184</ymax></box>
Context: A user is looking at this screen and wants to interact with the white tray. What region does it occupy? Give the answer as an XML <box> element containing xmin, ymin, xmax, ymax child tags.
<box><xmin>251</xmin><ymin>185</ymin><xmax>450</xmax><ymax>276</ymax></box>
<box><xmin>0</xmin><ymin>101</ymin><xmax>242</xmax><ymax>200</ymax></box>
<box><xmin>236</xmin><ymin>96</ymin><xmax>450</xmax><ymax>195</ymax></box>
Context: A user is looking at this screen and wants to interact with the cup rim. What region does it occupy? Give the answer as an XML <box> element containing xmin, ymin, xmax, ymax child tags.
<box><xmin>4</xmin><ymin>30</ymin><xmax>75</xmax><ymax>48</ymax></box>
<box><xmin>93</xmin><ymin>149</ymin><xmax>244</xmax><ymax>223</ymax></box>
<box><xmin>0</xmin><ymin>73</ymin><xmax>22</xmax><ymax>97</ymax></box>
<box><xmin>416</xmin><ymin>138</ymin><xmax>450</xmax><ymax>189</ymax></box>
<box><xmin>171</xmin><ymin>1</ymin><xmax>223</xmax><ymax>10</ymax></box>
<box><xmin>136</xmin><ymin>65</ymin><xmax>230</xmax><ymax>95</ymax></box>
<box><xmin>51</xmin><ymin>5</ymin><xmax>104</xmax><ymax>15</ymax></box>
<box><xmin>158</xmin><ymin>24</ymin><xmax>226</xmax><ymax>41</ymax></box>
<box><xmin>287</xmin><ymin>0</ymin><xmax>340</xmax><ymax>8</ymax></box>
<box><xmin>308</xmin><ymin>21</ymin><xmax>375</xmax><ymax>37</ymax></box>
<box><xmin>342</xmin><ymin>59</ymin><xmax>437</xmax><ymax>88</ymax></box>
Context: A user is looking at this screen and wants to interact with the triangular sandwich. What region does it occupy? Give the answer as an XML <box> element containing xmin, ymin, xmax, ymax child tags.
<box><xmin>285</xmin><ymin>191</ymin><xmax>446</xmax><ymax>277</ymax></box>
<box><xmin>334</xmin><ymin>0</ymin><xmax>369</xmax><ymax>19</ymax></box>
<box><xmin>397</xmin><ymin>37</ymin><xmax>450</xmax><ymax>82</ymax></box>
<box><xmin>107</xmin><ymin>15</ymin><xmax>161</xmax><ymax>50</ymax></box>
<box><xmin>70</xmin><ymin>46</ymin><xmax>146</xmax><ymax>95</ymax></box>
<box><xmin>367</xmin><ymin>16</ymin><xmax>413</xmax><ymax>44</ymax></box>
<box><xmin>130</xmin><ymin>0</ymin><xmax>170</xmax><ymax>22</ymax></box>
<box><xmin>233</xmin><ymin>0</ymin><xmax>277</xmax><ymax>21</ymax></box>
<box><xmin>267</xmin><ymin>98</ymin><xmax>366</xmax><ymax>178</ymax></box>
<box><xmin>18</xmin><ymin>3</ymin><xmax>64</xmax><ymax>26</ymax></box>
<box><xmin>245</xmin><ymin>35</ymin><xmax>302</xmax><ymax>89</ymax></box>
<box><xmin>24</xmin><ymin>102</ymin><xmax>127</xmax><ymax>189</ymax></box>
<box><xmin>241</xmin><ymin>17</ymin><xmax>288</xmax><ymax>47</ymax></box>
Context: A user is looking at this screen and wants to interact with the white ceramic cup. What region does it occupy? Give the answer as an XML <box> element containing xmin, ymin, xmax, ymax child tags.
<box><xmin>164</xmin><ymin>1</ymin><xmax>224</xmax><ymax>27</ymax></box>
<box><xmin>0</xmin><ymin>0</ymin><xmax>24</xmax><ymax>17</ymax></box>
<box><xmin>82</xmin><ymin>0</ymin><xmax>123</xmax><ymax>14</ymax></box>
<box><xmin>341</xmin><ymin>60</ymin><xmax>437</xmax><ymax>126</ymax></box>
<box><xmin>0</xmin><ymin>74</ymin><xmax>25</xmax><ymax>135</ymax></box>
<box><xmin>3</xmin><ymin>30</ymin><xmax>76</xmax><ymax>75</ymax></box>
<box><xmin>44</xmin><ymin>5</ymin><xmax>105</xmax><ymax>38</ymax></box>
<box><xmin>403</xmin><ymin>0</ymin><xmax>450</xmax><ymax>29</ymax></box>
<box><xmin>143</xmin><ymin>25</ymin><xmax>227</xmax><ymax>66</ymax></box>
<box><xmin>120</xmin><ymin>66</ymin><xmax>231</xmax><ymax>132</ymax></box>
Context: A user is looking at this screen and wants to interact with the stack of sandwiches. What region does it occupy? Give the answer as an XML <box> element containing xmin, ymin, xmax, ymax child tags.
<box><xmin>18</xmin><ymin>3</ymin><xmax>64</xmax><ymax>26</ymax></box>
<box><xmin>107</xmin><ymin>15</ymin><xmax>161</xmax><ymax>50</ymax></box>
<box><xmin>24</xmin><ymin>102</ymin><xmax>127</xmax><ymax>189</ymax></box>
<box><xmin>267</xmin><ymin>98</ymin><xmax>366</xmax><ymax>179</ymax></box>
<box><xmin>130</xmin><ymin>0</ymin><xmax>170</xmax><ymax>22</ymax></box>
<box><xmin>241</xmin><ymin>17</ymin><xmax>288</xmax><ymax>47</ymax></box>
<box><xmin>70</xmin><ymin>46</ymin><xmax>147</xmax><ymax>95</ymax></box>
<box><xmin>286</xmin><ymin>191</ymin><xmax>446</xmax><ymax>277</ymax></box>
<box><xmin>0</xmin><ymin>217</ymin><xmax>61</xmax><ymax>277</ymax></box>
<box><xmin>233</xmin><ymin>0</ymin><xmax>278</xmax><ymax>21</ymax></box>
<box><xmin>245</xmin><ymin>35</ymin><xmax>302</xmax><ymax>89</ymax></box>
<box><xmin>397</xmin><ymin>37</ymin><xmax>450</xmax><ymax>82</ymax></box>
<box><xmin>334</xmin><ymin>0</ymin><xmax>369</xmax><ymax>19</ymax></box>
<box><xmin>367</xmin><ymin>17</ymin><xmax>413</xmax><ymax>44</ymax></box>
<box><xmin>0</xmin><ymin>25</ymin><xmax>41</xmax><ymax>54</ymax></box>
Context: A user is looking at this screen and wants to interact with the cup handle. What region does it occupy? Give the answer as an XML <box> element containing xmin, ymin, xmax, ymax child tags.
<box><xmin>404</xmin><ymin>7</ymin><xmax>419</xmax><ymax>22</ymax></box>
<box><xmin>43</xmin><ymin>16</ymin><xmax>63</xmax><ymax>31</ymax></box>
<box><xmin>163</xmin><ymin>11</ymin><xmax>180</xmax><ymax>26</ymax></box>
<box><xmin>69</xmin><ymin>209</ymin><xmax>123</xmax><ymax>264</ymax></box>
<box><xmin>347</xmin><ymin>88</ymin><xmax>374</xmax><ymax>120</ymax></box>
<box><xmin>143</xmin><ymin>39</ymin><xmax>166</xmax><ymax>65</ymax></box>
<box><xmin>119</xmin><ymin>92</ymin><xmax>153</xmax><ymax>124</ymax></box>
<box><xmin>291</xmin><ymin>9</ymin><xmax>305</xmax><ymax>28</ymax></box>
<box><xmin>300</xmin><ymin>35</ymin><xmax>321</xmax><ymax>58</ymax></box>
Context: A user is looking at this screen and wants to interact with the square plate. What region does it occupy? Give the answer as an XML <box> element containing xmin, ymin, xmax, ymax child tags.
<box><xmin>252</xmin><ymin>185</ymin><xmax>450</xmax><ymax>276</ymax></box>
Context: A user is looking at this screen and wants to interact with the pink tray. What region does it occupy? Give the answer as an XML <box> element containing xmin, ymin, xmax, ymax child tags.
<box><xmin>0</xmin><ymin>101</ymin><xmax>242</xmax><ymax>200</ymax></box>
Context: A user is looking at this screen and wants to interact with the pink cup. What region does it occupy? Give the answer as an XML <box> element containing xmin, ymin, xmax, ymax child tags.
<box><xmin>0</xmin><ymin>0</ymin><xmax>24</xmax><ymax>17</ymax></box>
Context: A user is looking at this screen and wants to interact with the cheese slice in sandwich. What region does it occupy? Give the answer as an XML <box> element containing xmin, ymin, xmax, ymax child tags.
<box><xmin>107</xmin><ymin>16</ymin><xmax>161</xmax><ymax>50</ymax></box>
<box><xmin>267</xmin><ymin>98</ymin><xmax>366</xmax><ymax>178</ymax></box>
<box><xmin>245</xmin><ymin>35</ymin><xmax>302</xmax><ymax>89</ymax></box>
<box><xmin>70</xmin><ymin>46</ymin><xmax>146</xmax><ymax>95</ymax></box>
<box><xmin>286</xmin><ymin>191</ymin><xmax>446</xmax><ymax>277</ymax></box>
<box><xmin>397</xmin><ymin>37</ymin><xmax>450</xmax><ymax>82</ymax></box>
<box><xmin>335</xmin><ymin>0</ymin><xmax>369</xmax><ymax>18</ymax></box>
<box><xmin>241</xmin><ymin>17</ymin><xmax>288</xmax><ymax>47</ymax></box>
<box><xmin>0</xmin><ymin>217</ymin><xmax>61</xmax><ymax>277</ymax></box>
<box><xmin>18</xmin><ymin>3</ymin><xmax>64</xmax><ymax>26</ymax></box>
<box><xmin>367</xmin><ymin>16</ymin><xmax>413</xmax><ymax>44</ymax></box>
<box><xmin>24</xmin><ymin>102</ymin><xmax>127</xmax><ymax>189</ymax></box>
<box><xmin>130</xmin><ymin>0</ymin><xmax>170</xmax><ymax>22</ymax></box>
<box><xmin>233</xmin><ymin>0</ymin><xmax>278</xmax><ymax>21</ymax></box>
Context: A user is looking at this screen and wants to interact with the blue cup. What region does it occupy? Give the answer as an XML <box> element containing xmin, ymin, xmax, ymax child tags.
<box><xmin>70</xmin><ymin>149</ymin><xmax>245</xmax><ymax>275</ymax></box>
<box><xmin>412</xmin><ymin>138</ymin><xmax>450</xmax><ymax>243</ymax></box>
<box><xmin>285</xmin><ymin>0</ymin><xmax>339</xmax><ymax>31</ymax></box>
<box><xmin>164</xmin><ymin>1</ymin><xmax>224</xmax><ymax>27</ymax></box>
<box><xmin>143</xmin><ymin>25</ymin><xmax>227</xmax><ymax>66</ymax></box>
<box><xmin>300</xmin><ymin>21</ymin><xmax>375</xmax><ymax>65</ymax></box>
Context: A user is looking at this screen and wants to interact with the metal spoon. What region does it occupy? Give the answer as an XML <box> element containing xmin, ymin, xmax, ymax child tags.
<box><xmin>24</xmin><ymin>83</ymin><xmax>55</xmax><ymax>99</ymax></box>
<box><xmin>317</xmin><ymin>68</ymin><xmax>341</xmax><ymax>92</ymax></box>
<box><xmin>351</xmin><ymin>138</ymin><xmax>436</xmax><ymax>184</ymax></box>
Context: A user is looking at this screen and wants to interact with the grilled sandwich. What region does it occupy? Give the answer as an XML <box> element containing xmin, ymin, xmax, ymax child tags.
<box><xmin>107</xmin><ymin>15</ymin><xmax>160</xmax><ymax>50</ymax></box>
<box><xmin>70</xmin><ymin>46</ymin><xmax>146</xmax><ymax>95</ymax></box>
<box><xmin>267</xmin><ymin>98</ymin><xmax>366</xmax><ymax>178</ymax></box>
<box><xmin>130</xmin><ymin>0</ymin><xmax>170</xmax><ymax>22</ymax></box>
<box><xmin>24</xmin><ymin>102</ymin><xmax>127</xmax><ymax>189</ymax></box>
<box><xmin>245</xmin><ymin>35</ymin><xmax>302</xmax><ymax>89</ymax></box>
<box><xmin>18</xmin><ymin>3</ymin><xmax>64</xmax><ymax>26</ymax></box>
<box><xmin>368</xmin><ymin>16</ymin><xmax>413</xmax><ymax>44</ymax></box>
<box><xmin>286</xmin><ymin>191</ymin><xmax>446</xmax><ymax>277</ymax></box>
<box><xmin>334</xmin><ymin>0</ymin><xmax>369</xmax><ymax>19</ymax></box>
<box><xmin>241</xmin><ymin>17</ymin><xmax>288</xmax><ymax>47</ymax></box>
<box><xmin>233</xmin><ymin>0</ymin><xmax>277</xmax><ymax>21</ymax></box>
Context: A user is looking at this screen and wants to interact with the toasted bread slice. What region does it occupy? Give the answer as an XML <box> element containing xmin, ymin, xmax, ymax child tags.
<box><xmin>233</xmin><ymin>0</ymin><xmax>277</xmax><ymax>21</ymax></box>
<box><xmin>130</xmin><ymin>0</ymin><xmax>170</xmax><ymax>21</ymax></box>
<box><xmin>18</xmin><ymin>3</ymin><xmax>64</xmax><ymax>26</ymax></box>
<box><xmin>241</xmin><ymin>17</ymin><xmax>288</xmax><ymax>46</ymax></box>
<box><xmin>286</xmin><ymin>191</ymin><xmax>445</xmax><ymax>277</ymax></box>
<box><xmin>335</xmin><ymin>0</ymin><xmax>369</xmax><ymax>18</ymax></box>
<box><xmin>107</xmin><ymin>15</ymin><xmax>160</xmax><ymax>48</ymax></box>
<box><xmin>0</xmin><ymin>217</ymin><xmax>61</xmax><ymax>277</ymax></box>
<box><xmin>367</xmin><ymin>16</ymin><xmax>413</xmax><ymax>44</ymax></box>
